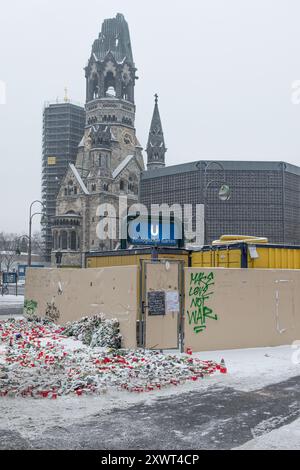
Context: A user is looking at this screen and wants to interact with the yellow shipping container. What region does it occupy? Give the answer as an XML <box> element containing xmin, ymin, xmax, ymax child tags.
<box><xmin>85</xmin><ymin>244</ymin><xmax>300</xmax><ymax>271</ymax></box>
<box><xmin>86</xmin><ymin>249</ymin><xmax>189</xmax><ymax>269</ymax></box>
<box><xmin>191</xmin><ymin>244</ymin><xmax>300</xmax><ymax>270</ymax></box>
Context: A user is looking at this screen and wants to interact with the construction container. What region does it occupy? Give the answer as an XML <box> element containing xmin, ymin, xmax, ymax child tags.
<box><xmin>86</xmin><ymin>243</ymin><xmax>300</xmax><ymax>270</ymax></box>
<box><xmin>86</xmin><ymin>248</ymin><xmax>190</xmax><ymax>269</ymax></box>
<box><xmin>191</xmin><ymin>243</ymin><xmax>300</xmax><ymax>269</ymax></box>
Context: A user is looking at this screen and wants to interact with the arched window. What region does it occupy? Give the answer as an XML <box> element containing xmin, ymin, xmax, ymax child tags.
<box><xmin>120</xmin><ymin>180</ymin><xmax>125</xmax><ymax>191</ymax></box>
<box><xmin>122</xmin><ymin>83</ymin><xmax>133</xmax><ymax>102</ymax></box>
<box><xmin>90</xmin><ymin>73</ymin><xmax>99</xmax><ymax>99</ymax></box>
<box><xmin>70</xmin><ymin>231</ymin><xmax>77</xmax><ymax>251</ymax></box>
<box><xmin>61</xmin><ymin>231</ymin><xmax>68</xmax><ymax>250</ymax></box>
<box><xmin>104</xmin><ymin>71</ymin><xmax>116</xmax><ymax>96</ymax></box>
<box><xmin>122</xmin><ymin>84</ymin><xmax>129</xmax><ymax>101</ymax></box>
<box><xmin>128</xmin><ymin>174</ymin><xmax>138</xmax><ymax>194</ymax></box>
<box><xmin>53</xmin><ymin>232</ymin><xmax>57</xmax><ymax>250</ymax></box>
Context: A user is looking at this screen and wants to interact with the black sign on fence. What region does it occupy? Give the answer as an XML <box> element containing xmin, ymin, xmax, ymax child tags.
<box><xmin>1</xmin><ymin>272</ymin><xmax>18</xmax><ymax>296</ymax></box>
<box><xmin>147</xmin><ymin>291</ymin><xmax>166</xmax><ymax>316</ymax></box>
<box><xmin>3</xmin><ymin>272</ymin><xmax>17</xmax><ymax>284</ymax></box>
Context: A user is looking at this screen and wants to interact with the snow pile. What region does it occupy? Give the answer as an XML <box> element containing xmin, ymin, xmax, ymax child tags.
<box><xmin>64</xmin><ymin>314</ymin><xmax>122</xmax><ymax>349</ymax></box>
<box><xmin>0</xmin><ymin>318</ymin><xmax>224</xmax><ymax>399</ymax></box>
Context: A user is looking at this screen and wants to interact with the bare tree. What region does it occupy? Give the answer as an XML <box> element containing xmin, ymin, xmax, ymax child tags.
<box><xmin>0</xmin><ymin>232</ymin><xmax>19</xmax><ymax>272</ymax></box>
<box><xmin>0</xmin><ymin>233</ymin><xmax>4</xmax><ymax>272</ymax></box>
<box><xmin>31</xmin><ymin>231</ymin><xmax>45</xmax><ymax>257</ymax></box>
<box><xmin>0</xmin><ymin>231</ymin><xmax>46</xmax><ymax>272</ymax></box>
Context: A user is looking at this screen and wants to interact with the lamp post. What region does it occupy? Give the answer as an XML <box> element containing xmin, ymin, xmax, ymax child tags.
<box><xmin>28</xmin><ymin>200</ymin><xmax>45</xmax><ymax>267</ymax></box>
<box><xmin>202</xmin><ymin>162</ymin><xmax>231</xmax><ymax>245</ymax></box>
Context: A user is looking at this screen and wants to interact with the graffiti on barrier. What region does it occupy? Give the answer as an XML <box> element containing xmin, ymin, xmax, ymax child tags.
<box><xmin>24</xmin><ymin>299</ymin><xmax>38</xmax><ymax>319</ymax></box>
<box><xmin>187</xmin><ymin>272</ymin><xmax>218</xmax><ymax>334</ymax></box>
<box><xmin>45</xmin><ymin>302</ymin><xmax>60</xmax><ymax>322</ymax></box>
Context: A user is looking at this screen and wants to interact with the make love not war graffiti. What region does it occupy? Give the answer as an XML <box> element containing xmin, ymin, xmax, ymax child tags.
<box><xmin>187</xmin><ymin>272</ymin><xmax>218</xmax><ymax>334</ymax></box>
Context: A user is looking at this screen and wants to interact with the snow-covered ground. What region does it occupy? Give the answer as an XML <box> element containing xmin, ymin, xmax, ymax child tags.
<box><xmin>236</xmin><ymin>417</ymin><xmax>300</xmax><ymax>450</ymax></box>
<box><xmin>0</xmin><ymin>340</ymin><xmax>300</xmax><ymax>443</ymax></box>
<box><xmin>195</xmin><ymin>344</ymin><xmax>300</xmax><ymax>392</ymax></box>
<box><xmin>1</xmin><ymin>316</ymin><xmax>300</xmax><ymax>448</ymax></box>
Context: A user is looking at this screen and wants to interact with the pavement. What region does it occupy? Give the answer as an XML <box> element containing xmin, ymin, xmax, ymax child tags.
<box><xmin>0</xmin><ymin>285</ymin><xmax>24</xmax><ymax>316</ymax></box>
<box><xmin>0</xmin><ymin>308</ymin><xmax>24</xmax><ymax>317</ymax></box>
<box><xmin>1</xmin><ymin>375</ymin><xmax>300</xmax><ymax>450</ymax></box>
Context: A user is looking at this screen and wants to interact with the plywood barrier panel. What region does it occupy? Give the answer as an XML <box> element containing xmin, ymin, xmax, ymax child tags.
<box><xmin>25</xmin><ymin>266</ymin><xmax>138</xmax><ymax>349</ymax></box>
<box><xmin>145</xmin><ymin>262</ymin><xmax>180</xmax><ymax>350</ymax></box>
<box><xmin>185</xmin><ymin>268</ymin><xmax>300</xmax><ymax>352</ymax></box>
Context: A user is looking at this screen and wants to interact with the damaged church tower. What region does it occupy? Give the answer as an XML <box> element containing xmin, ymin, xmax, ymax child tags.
<box><xmin>52</xmin><ymin>14</ymin><xmax>144</xmax><ymax>266</ymax></box>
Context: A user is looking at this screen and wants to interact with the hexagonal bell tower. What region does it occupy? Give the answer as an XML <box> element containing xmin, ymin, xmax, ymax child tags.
<box><xmin>84</xmin><ymin>13</ymin><xmax>144</xmax><ymax>171</ymax></box>
<box><xmin>52</xmin><ymin>14</ymin><xmax>145</xmax><ymax>266</ymax></box>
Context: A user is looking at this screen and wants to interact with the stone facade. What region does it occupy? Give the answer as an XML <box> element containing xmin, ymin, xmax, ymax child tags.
<box><xmin>52</xmin><ymin>14</ymin><xmax>144</xmax><ymax>266</ymax></box>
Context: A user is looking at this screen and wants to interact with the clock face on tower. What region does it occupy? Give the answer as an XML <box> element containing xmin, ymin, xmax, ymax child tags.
<box><xmin>123</xmin><ymin>132</ymin><xmax>133</xmax><ymax>145</ymax></box>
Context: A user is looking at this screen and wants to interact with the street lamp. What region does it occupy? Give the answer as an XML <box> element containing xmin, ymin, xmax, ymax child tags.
<box><xmin>28</xmin><ymin>200</ymin><xmax>46</xmax><ymax>267</ymax></box>
<box><xmin>201</xmin><ymin>162</ymin><xmax>231</xmax><ymax>244</ymax></box>
<box><xmin>14</xmin><ymin>235</ymin><xmax>29</xmax><ymax>255</ymax></box>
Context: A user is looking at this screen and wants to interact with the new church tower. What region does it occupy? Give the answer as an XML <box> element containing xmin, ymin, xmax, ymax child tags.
<box><xmin>146</xmin><ymin>94</ymin><xmax>167</xmax><ymax>170</ymax></box>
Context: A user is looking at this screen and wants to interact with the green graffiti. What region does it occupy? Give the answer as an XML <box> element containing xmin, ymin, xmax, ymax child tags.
<box><xmin>24</xmin><ymin>299</ymin><xmax>38</xmax><ymax>316</ymax></box>
<box><xmin>187</xmin><ymin>272</ymin><xmax>218</xmax><ymax>334</ymax></box>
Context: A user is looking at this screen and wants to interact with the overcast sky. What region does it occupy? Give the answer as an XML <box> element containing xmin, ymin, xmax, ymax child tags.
<box><xmin>1</xmin><ymin>0</ymin><xmax>300</xmax><ymax>233</ymax></box>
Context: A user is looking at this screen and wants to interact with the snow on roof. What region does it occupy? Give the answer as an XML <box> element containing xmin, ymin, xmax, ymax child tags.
<box><xmin>0</xmin><ymin>251</ymin><xmax>39</xmax><ymax>257</ymax></box>
<box><xmin>112</xmin><ymin>154</ymin><xmax>135</xmax><ymax>179</ymax></box>
<box><xmin>78</xmin><ymin>136</ymin><xmax>85</xmax><ymax>147</ymax></box>
<box><xmin>110</xmin><ymin>129</ymin><xmax>118</xmax><ymax>141</ymax></box>
<box><xmin>69</xmin><ymin>164</ymin><xmax>89</xmax><ymax>195</ymax></box>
